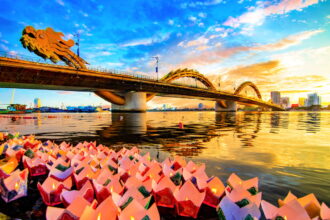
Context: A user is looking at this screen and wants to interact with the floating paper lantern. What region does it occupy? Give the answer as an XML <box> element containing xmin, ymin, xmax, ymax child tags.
<box><xmin>0</xmin><ymin>157</ymin><xmax>18</xmax><ymax>178</ymax></box>
<box><xmin>0</xmin><ymin>168</ymin><xmax>28</xmax><ymax>202</ymax></box>
<box><xmin>261</xmin><ymin>199</ymin><xmax>310</xmax><ymax>220</ymax></box>
<box><xmin>61</xmin><ymin>180</ymin><xmax>94</xmax><ymax>207</ymax></box>
<box><xmin>37</xmin><ymin>176</ymin><xmax>72</xmax><ymax>206</ymax></box>
<box><xmin>22</xmin><ymin>155</ymin><xmax>48</xmax><ymax>176</ymax></box>
<box><xmin>118</xmin><ymin>198</ymin><xmax>160</xmax><ymax>220</ymax></box>
<box><xmin>46</xmin><ymin>196</ymin><xmax>91</xmax><ymax>220</ymax></box>
<box><xmin>73</xmin><ymin>164</ymin><xmax>98</xmax><ymax>189</ymax></box>
<box><xmin>174</xmin><ymin>180</ymin><xmax>205</xmax><ymax>218</ymax></box>
<box><xmin>278</xmin><ymin>192</ymin><xmax>322</xmax><ymax>219</ymax></box>
<box><xmin>93</xmin><ymin>172</ymin><xmax>124</xmax><ymax>203</ymax></box>
<box><xmin>49</xmin><ymin>164</ymin><xmax>73</xmax><ymax>181</ymax></box>
<box><xmin>218</xmin><ymin>195</ymin><xmax>261</xmax><ymax>220</ymax></box>
<box><xmin>80</xmin><ymin>196</ymin><xmax>119</xmax><ymax>220</ymax></box>
<box><xmin>321</xmin><ymin>203</ymin><xmax>330</xmax><ymax>220</ymax></box>
<box><xmin>201</xmin><ymin>176</ymin><xmax>225</xmax><ymax>208</ymax></box>
<box><xmin>153</xmin><ymin>176</ymin><xmax>178</xmax><ymax>208</ymax></box>
<box><xmin>227</xmin><ymin>173</ymin><xmax>259</xmax><ymax>194</ymax></box>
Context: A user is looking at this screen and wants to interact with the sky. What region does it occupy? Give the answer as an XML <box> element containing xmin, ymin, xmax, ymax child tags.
<box><xmin>0</xmin><ymin>0</ymin><xmax>329</xmax><ymax>108</ymax></box>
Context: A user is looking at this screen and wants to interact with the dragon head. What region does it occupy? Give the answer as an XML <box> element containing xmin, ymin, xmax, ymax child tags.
<box><xmin>20</xmin><ymin>26</ymin><xmax>87</xmax><ymax>69</ymax></box>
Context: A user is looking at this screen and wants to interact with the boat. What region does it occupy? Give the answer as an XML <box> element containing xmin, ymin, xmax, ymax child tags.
<box><xmin>0</xmin><ymin>104</ymin><xmax>30</xmax><ymax>114</ymax></box>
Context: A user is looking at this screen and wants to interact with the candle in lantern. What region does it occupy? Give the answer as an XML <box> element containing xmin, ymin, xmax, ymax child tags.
<box><xmin>0</xmin><ymin>168</ymin><xmax>29</xmax><ymax>203</ymax></box>
<box><xmin>37</xmin><ymin>176</ymin><xmax>72</xmax><ymax>206</ymax></box>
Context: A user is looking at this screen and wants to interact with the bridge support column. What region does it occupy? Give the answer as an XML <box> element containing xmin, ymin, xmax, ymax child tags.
<box><xmin>111</xmin><ymin>92</ymin><xmax>147</xmax><ymax>112</ymax></box>
<box><xmin>215</xmin><ymin>100</ymin><xmax>237</xmax><ymax>112</ymax></box>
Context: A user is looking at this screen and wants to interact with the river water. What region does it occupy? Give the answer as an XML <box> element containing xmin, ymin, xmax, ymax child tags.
<box><xmin>0</xmin><ymin>111</ymin><xmax>329</xmax><ymax>215</ymax></box>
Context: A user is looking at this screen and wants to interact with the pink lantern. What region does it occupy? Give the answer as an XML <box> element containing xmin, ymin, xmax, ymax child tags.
<box><xmin>153</xmin><ymin>176</ymin><xmax>178</xmax><ymax>208</ymax></box>
<box><xmin>61</xmin><ymin>180</ymin><xmax>94</xmax><ymax>207</ymax></box>
<box><xmin>174</xmin><ymin>180</ymin><xmax>205</xmax><ymax>218</ymax></box>
<box><xmin>0</xmin><ymin>168</ymin><xmax>29</xmax><ymax>202</ymax></box>
<box><xmin>37</xmin><ymin>176</ymin><xmax>72</xmax><ymax>206</ymax></box>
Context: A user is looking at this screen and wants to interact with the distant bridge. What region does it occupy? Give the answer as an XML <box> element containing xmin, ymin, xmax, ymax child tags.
<box><xmin>0</xmin><ymin>53</ymin><xmax>284</xmax><ymax>112</ymax></box>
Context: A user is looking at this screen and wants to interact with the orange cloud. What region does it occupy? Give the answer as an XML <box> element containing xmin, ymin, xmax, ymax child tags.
<box><xmin>224</xmin><ymin>60</ymin><xmax>282</xmax><ymax>78</ymax></box>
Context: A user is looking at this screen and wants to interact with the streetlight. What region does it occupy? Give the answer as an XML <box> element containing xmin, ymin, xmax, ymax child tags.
<box><xmin>74</xmin><ymin>33</ymin><xmax>80</xmax><ymax>57</ymax></box>
<box><xmin>152</xmin><ymin>56</ymin><xmax>159</xmax><ymax>81</ymax></box>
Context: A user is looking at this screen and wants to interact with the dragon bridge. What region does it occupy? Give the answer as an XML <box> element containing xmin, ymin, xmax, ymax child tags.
<box><xmin>19</xmin><ymin>25</ymin><xmax>266</xmax><ymax>110</ymax></box>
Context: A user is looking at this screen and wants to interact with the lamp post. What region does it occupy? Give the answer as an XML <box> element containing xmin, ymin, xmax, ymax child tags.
<box><xmin>74</xmin><ymin>33</ymin><xmax>80</xmax><ymax>57</ymax></box>
<box><xmin>152</xmin><ymin>56</ymin><xmax>159</xmax><ymax>81</ymax></box>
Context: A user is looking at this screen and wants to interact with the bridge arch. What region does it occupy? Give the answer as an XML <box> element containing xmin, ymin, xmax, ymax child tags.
<box><xmin>217</xmin><ymin>81</ymin><xmax>262</xmax><ymax>108</ymax></box>
<box><xmin>234</xmin><ymin>81</ymin><xmax>262</xmax><ymax>99</ymax></box>
<box><xmin>146</xmin><ymin>68</ymin><xmax>216</xmax><ymax>101</ymax></box>
<box><xmin>161</xmin><ymin>68</ymin><xmax>216</xmax><ymax>89</ymax></box>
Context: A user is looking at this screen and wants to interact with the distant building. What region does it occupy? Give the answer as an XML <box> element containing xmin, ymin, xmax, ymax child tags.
<box><xmin>271</xmin><ymin>91</ymin><xmax>281</xmax><ymax>105</ymax></box>
<box><xmin>34</xmin><ymin>98</ymin><xmax>41</xmax><ymax>108</ymax></box>
<box><xmin>198</xmin><ymin>103</ymin><xmax>203</xmax><ymax>109</ymax></box>
<box><xmin>298</xmin><ymin>97</ymin><xmax>306</xmax><ymax>107</ymax></box>
<box><xmin>306</xmin><ymin>93</ymin><xmax>321</xmax><ymax>107</ymax></box>
<box><xmin>280</xmin><ymin>97</ymin><xmax>290</xmax><ymax>109</ymax></box>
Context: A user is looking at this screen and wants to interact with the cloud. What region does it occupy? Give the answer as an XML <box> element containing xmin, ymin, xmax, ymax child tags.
<box><xmin>179</xmin><ymin>29</ymin><xmax>323</xmax><ymax>67</ymax></box>
<box><xmin>224</xmin><ymin>0</ymin><xmax>320</xmax><ymax>28</ymax></box>
<box><xmin>100</xmin><ymin>51</ymin><xmax>112</xmax><ymax>56</ymax></box>
<box><xmin>252</xmin><ymin>29</ymin><xmax>324</xmax><ymax>51</ymax></box>
<box><xmin>178</xmin><ymin>36</ymin><xmax>209</xmax><ymax>48</ymax></box>
<box><xmin>104</xmin><ymin>62</ymin><xmax>124</xmax><ymax>67</ymax></box>
<box><xmin>168</xmin><ymin>19</ymin><xmax>174</xmax><ymax>25</ymax></box>
<box><xmin>198</xmin><ymin>12</ymin><xmax>207</xmax><ymax>18</ymax></box>
<box><xmin>8</xmin><ymin>51</ymin><xmax>18</xmax><ymax>56</ymax></box>
<box><xmin>181</xmin><ymin>0</ymin><xmax>224</xmax><ymax>8</ymax></box>
<box><xmin>188</xmin><ymin>16</ymin><xmax>197</xmax><ymax>22</ymax></box>
<box><xmin>224</xmin><ymin>60</ymin><xmax>283</xmax><ymax>79</ymax></box>
<box><xmin>56</xmin><ymin>0</ymin><xmax>64</xmax><ymax>6</ymax></box>
<box><xmin>79</xmin><ymin>10</ymin><xmax>89</xmax><ymax>17</ymax></box>
<box><xmin>0</xmin><ymin>44</ymin><xmax>9</xmax><ymax>51</ymax></box>
<box><xmin>120</xmin><ymin>33</ymin><xmax>170</xmax><ymax>47</ymax></box>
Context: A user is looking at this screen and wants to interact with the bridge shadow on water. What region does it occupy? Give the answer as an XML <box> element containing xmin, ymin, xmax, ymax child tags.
<box><xmin>91</xmin><ymin>112</ymin><xmax>267</xmax><ymax>157</ymax></box>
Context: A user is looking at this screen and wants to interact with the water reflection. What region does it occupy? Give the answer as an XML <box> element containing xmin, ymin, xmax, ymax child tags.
<box><xmin>0</xmin><ymin>111</ymin><xmax>329</xmax><ymax>204</ymax></box>
<box><xmin>236</xmin><ymin>113</ymin><xmax>261</xmax><ymax>148</ymax></box>
<box><xmin>99</xmin><ymin>113</ymin><xmax>147</xmax><ymax>137</ymax></box>
<box><xmin>306</xmin><ymin>112</ymin><xmax>321</xmax><ymax>133</ymax></box>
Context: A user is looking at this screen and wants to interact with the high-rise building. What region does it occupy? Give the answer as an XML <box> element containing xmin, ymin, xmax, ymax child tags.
<box><xmin>271</xmin><ymin>91</ymin><xmax>281</xmax><ymax>105</ymax></box>
<box><xmin>306</xmin><ymin>93</ymin><xmax>321</xmax><ymax>107</ymax></box>
<box><xmin>280</xmin><ymin>97</ymin><xmax>290</xmax><ymax>109</ymax></box>
<box><xmin>298</xmin><ymin>97</ymin><xmax>306</xmax><ymax>107</ymax></box>
<box><xmin>34</xmin><ymin>98</ymin><xmax>41</xmax><ymax>108</ymax></box>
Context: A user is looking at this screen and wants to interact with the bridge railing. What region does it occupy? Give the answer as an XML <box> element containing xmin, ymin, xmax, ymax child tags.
<box><xmin>0</xmin><ymin>50</ymin><xmax>214</xmax><ymax>89</ymax></box>
<box><xmin>1</xmin><ymin>51</ymin><xmax>281</xmax><ymax>104</ymax></box>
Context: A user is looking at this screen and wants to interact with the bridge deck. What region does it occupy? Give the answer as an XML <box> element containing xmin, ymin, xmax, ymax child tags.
<box><xmin>0</xmin><ymin>57</ymin><xmax>284</xmax><ymax>110</ymax></box>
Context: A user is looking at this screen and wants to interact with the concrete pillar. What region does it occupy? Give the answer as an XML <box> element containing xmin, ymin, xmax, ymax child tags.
<box><xmin>215</xmin><ymin>100</ymin><xmax>237</xmax><ymax>112</ymax></box>
<box><xmin>111</xmin><ymin>92</ymin><xmax>147</xmax><ymax>112</ymax></box>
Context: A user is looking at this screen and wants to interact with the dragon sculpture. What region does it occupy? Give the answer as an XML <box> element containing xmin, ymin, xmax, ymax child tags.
<box><xmin>20</xmin><ymin>26</ymin><xmax>88</xmax><ymax>69</ymax></box>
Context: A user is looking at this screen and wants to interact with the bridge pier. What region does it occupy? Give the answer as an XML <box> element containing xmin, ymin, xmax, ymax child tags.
<box><xmin>111</xmin><ymin>92</ymin><xmax>147</xmax><ymax>112</ymax></box>
<box><xmin>215</xmin><ymin>100</ymin><xmax>237</xmax><ymax>112</ymax></box>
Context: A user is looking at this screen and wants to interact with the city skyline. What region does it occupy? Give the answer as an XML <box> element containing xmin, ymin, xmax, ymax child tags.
<box><xmin>0</xmin><ymin>0</ymin><xmax>330</xmax><ymax>108</ymax></box>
